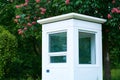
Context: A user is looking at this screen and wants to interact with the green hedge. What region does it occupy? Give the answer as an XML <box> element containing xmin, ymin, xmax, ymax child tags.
<box><xmin>0</xmin><ymin>26</ymin><xmax>17</xmax><ymax>79</ymax></box>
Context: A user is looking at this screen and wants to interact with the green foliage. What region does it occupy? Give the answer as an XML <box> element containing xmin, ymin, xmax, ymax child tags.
<box><xmin>14</xmin><ymin>0</ymin><xmax>101</xmax><ymax>37</ymax></box>
<box><xmin>0</xmin><ymin>26</ymin><xmax>41</xmax><ymax>79</ymax></box>
<box><xmin>0</xmin><ymin>0</ymin><xmax>15</xmax><ymax>26</ymax></box>
<box><xmin>109</xmin><ymin>28</ymin><xmax>120</xmax><ymax>68</ymax></box>
<box><xmin>0</xmin><ymin>26</ymin><xmax>17</xmax><ymax>79</ymax></box>
<box><xmin>14</xmin><ymin>0</ymin><xmax>120</xmax><ymax>37</ymax></box>
<box><xmin>0</xmin><ymin>0</ymin><xmax>119</xmax><ymax>79</ymax></box>
<box><xmin>111</xmin><ymin>69</ymin><xmax>120</xmax><ymax>80</ymax></box>
<box><xmin>14</xmin><ymin>0</ymin><xmax>120</xmax><ymax>78</ymax></box>
<box><xmin>107</xmin><ymin>0</ymin><xmax>120</xmax><ymax>28</ymax></box>
<box><xmin>14</xmin><ymin>36</ymin><xmax>42</xmax><ymax>79</ymax></box>
<box><xmin>1</xmin><ymin>1</ymin><xmax>42</xmax><ymax>79</ymax></box>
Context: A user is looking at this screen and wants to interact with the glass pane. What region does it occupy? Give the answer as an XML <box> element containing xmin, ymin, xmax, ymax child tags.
<box><xmin>49</xmin><ymin>32</ymin><xmax>67</xmax><ymax>52</ymax></box>
<box><xmin>50</xmin><ymin>56</ymin><xmax>66</xmax><ymax>63</ymax></box>
<box><xmin>79</xmin><ymin>32</ymin><xmax>96</xmax><ymax>64</ymax></box>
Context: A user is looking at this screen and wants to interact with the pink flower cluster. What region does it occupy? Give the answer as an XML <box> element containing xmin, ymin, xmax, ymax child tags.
<box><xmin>17</xmin><ymin>21</ymin><xmax>37</xmax><ymax>35</ymax></box>
<box><xmin>27</xmin><ymin>23</ymin><xmax>32</xmax><ymax>27</ymax></box>
<box><xmin>36</xmin><ymin>0</ymin><xmax>40</xmax><ymax>3</ymax></box>
<box><xmin>16</xmin><ymin>0</ymin><xmax>41</xmax><ymax>8</ymax></box>
<box><xmin>15</xmin><ymin>15</ymin><xmax>38</xmax><ymax>35</ymax></box>
<box><xmin>16</xmin><ymin>15</ymin><xmax>21</xmax><ymax>19</ymax></box>
<box><xmin>40</xmin><ymin>8</ymin><xmax>46</xmax><ymax>14</ymax></box>
<box><xmin>16</xmin><ymin>3</ymin><xmax>28</xmax><ymax>8</ymax></box>
<box><xmin>112</xmin><ymin>0</ymin><xmax>115</xmax><ymax>4</ymax></box>
<box><xmin>15</xmin><ymin>0</ymin><xmax>29</xmax><ymax>8</ymax></box>
<box><xmin>107</xmin><ymin>14</ymin><xmax>112</xmax><ymax>19</ymax></box>
<box><xmin>32</xmin><ymin>21</ymin><xmax>37</xmax><ymax>25</ymax></box>
<box><xmin>107</xmin><ymin>7</ymin><xmax>120</xmax><ymax>19</ymax></box>
<box><xmin>14</xmin><ymin>15</ymin><xmax>20</xmax><ymax>23</ymax></box>
<box><xmin>18</xmin><ymin>27</ymin><xmax>27</xmax><ymax>35</ymax></box>
<box><xmin>27</xmin><ymin>21</ymin><xmax>37</xmax><ymax>27</ymax></box>
<box><xmin>18</xmin><ymin>29</ymin><xmax>23</xmax><ymax>35</ymax></box>
<box><xmin>14</xmin><ymin>19</ymin><xmax>18</xmax><ymax>23</ymax></box>
<box><xmin>65</xmin><ymin>0</ymin><xmax>70</xmax><ymax>5</ymax></box>
<box><xmin>15</xmin><ymin>0</ymin><xmax>47</xmax><ymax>35</ymax></box>
<box><xmin>111</xmin><ymin>8</ymin><xmax>120</xmax><ymax>13</ymax></box>
<box><xmin>25</xmin><ymin>0</ymin><xmax>29</xmax><ymax>3</ymax></box>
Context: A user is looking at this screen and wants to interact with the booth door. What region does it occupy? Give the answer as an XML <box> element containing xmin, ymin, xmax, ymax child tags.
<box><xmin>79</xmin><ymin>32</ymin><xmax>96</xmax><ymax>64</ymax></box>
<box><xmin>43</xmin><ymin>31</ymin><xmax>72</xmax><ymax>80</ymax></box>
<box><xmin>77</xmin><ymin>31</ymin><xmax>99</xmax><ymax>80</ymax></box>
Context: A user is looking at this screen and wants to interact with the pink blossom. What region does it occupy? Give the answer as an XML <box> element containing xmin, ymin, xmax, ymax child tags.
<box><xmin>18</xmin><ymin>29</ymin><xmax>22</xmax><ymax>32</ymax></box>
<box><xmin>25</xmin><ymin>0</ymin><xmax>29</xmax><ymax>3</ymax></box>
<box><xmin>20</xmin><ymin>4</ymin><xmax>24</xmax><ymax>7</ymax></box>
<box><xmin>40</xmin><ymin>8</ymin><xmax>46</xmax><ymax>14</ymax></box>
<box><xmin>41</xmin><ymin>11</ymin><xmax>45</xmax><ymax>14</ymax></box>
<box><xmin>18</xmin><ymin>31</ymin><xmax>23</xmax><ymax>35</ymax></box>
<box><xmin>40</xmin><ymin>8</ymin><xmax>46</xmax><ymax>12</ymax></box>
<box><xmin>112</xmin><ymin>0</ymin><xmax>115</xmax><ymax>4</ymax></box>
<box><xmin>107</xmin><ymin>14</ymin><xmax>112</xmax><ymax>19</ymax></box>
<box><xmin>32</xmin><ymin>21</ymin><xmax>36</xmax><ymax>25</ymax></box>
<box><xmin>65</xmin><ymin>0</ymin><xmax>70</xmax><ymax>5</ymax></box>
<box><xmin>16</xmin><ymin>15</ymin><xmax>21</xmax><ymax>19</ymax></box>
<box><xmin>14</xmin><ymin>19</ymin><xmax>18</xmax><ymax>23</ymax></box>
<box><xmin>16</xmin><ymin>5</ymin><xmax>20</xmax><ymax>8</ymax></box>
<box><xmin>24</xmin><ymin>27</ymin><xmax>27</xmax><ymax>30</ymax></box>
<box><xmin>23</xmin><ymin>2</ymin><xmax>28</xmax><ymax>6</ymax></box>
<box><xmin>38</xmin><ymin>17</ymin><xmax>41</xmax><ymax>19</ymax></box>
<box><xmin>111</xmin><ymin>8</ymin><xmax>119</xmax><ymax>13</ymax></box>
<box><xmin>18</xmin><ymin>29</ymin><xmax>23</xmax><ymax>35</ymax></box>
<box><xmin>34</xmin><ymin>17</ymin><xmax>37</xmax><ymax>20</ymax></box>
<box><xmin>36</xmin><ymin>0</ymin><xmax>40</xmax><ymax>3</ymax></box>
<box><xmin>117</xmin><ymin>10</ymin><xmax>120</xmax><ymax>13</ymax></box>
<box><xmin>115</xmin><ymin>8</ymin><xmax>120</xmax><ymax>13</ymax></box>
<box><xmin>27</xmin><ymin>22</ymin><xmax>32</xmax><ymax>27</ymax></box>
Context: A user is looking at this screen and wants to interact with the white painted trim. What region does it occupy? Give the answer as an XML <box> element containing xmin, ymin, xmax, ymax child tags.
<box><xmin>78</xmin><ymin>30</ymin><xmax>97</xmax><ymax>65</ymax></box>
<box><xmin>37</xmin><ymin>13</ymin><xmax>106</xmax><ymax>24</ymax></box>
<box><xmin>48</xmin><ymin>52</ymin><xmax>67</xmax><ymax>57</ymax></box>
<box><xmin>47</xmin><ymin>30</ymin><xmax>67</xmax><ymax>34</ymax></box>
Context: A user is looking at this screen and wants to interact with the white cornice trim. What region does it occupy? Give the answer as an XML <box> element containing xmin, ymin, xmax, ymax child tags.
<box><xmin>37</xmin><ymin>13</ymin><xmax>106</xmax><ymax>24</ymax></box>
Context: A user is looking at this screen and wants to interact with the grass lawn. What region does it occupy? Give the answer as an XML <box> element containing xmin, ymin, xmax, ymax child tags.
<box><xmin>111</xmin><ymin>69</ymin><xmax>120</xmax><ymax>80</ymax></box>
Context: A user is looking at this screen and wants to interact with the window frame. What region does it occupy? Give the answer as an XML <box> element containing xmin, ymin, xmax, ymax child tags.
<box><xmin>78</xmin><ymin>30</ymin><xmax>96</xmax><ymax>65</ymax></box>
<box><xmin>47</xmin><ymin>30</ymin><xmax>67</xmax><ymax>64</ymax></box>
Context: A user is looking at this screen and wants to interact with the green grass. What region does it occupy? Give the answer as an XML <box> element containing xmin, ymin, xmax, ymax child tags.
<box><xmin>111</xmin><ymin>69</ymin><xmax>120</xmax><ymax>80</ymax></box>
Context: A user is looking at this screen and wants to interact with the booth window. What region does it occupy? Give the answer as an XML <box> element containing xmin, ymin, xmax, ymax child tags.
<box><xmin>79</xmin><ymin>32</ymin><xmax>96</xmax><ymax>64</ymax></box>
<box><xmin>49</xmin><ymin>32</ymin><xmax>67</xmax><ymax>63</ymax></box>
<box><xmin>49</xmin><ymin>32</ymin><xmax>67</xmax><ymax>52</ymax></box>
<box><xmin>50</xmin><ymin>56</ymin><xmax>66</xmax><ymax>63</ymax></box>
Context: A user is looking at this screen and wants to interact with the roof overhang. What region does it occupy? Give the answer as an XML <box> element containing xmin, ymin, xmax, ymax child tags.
<box><xmin>37</xmin><ymin>13</ymin><xmax>106</xmax><ymax>24</ymax></box>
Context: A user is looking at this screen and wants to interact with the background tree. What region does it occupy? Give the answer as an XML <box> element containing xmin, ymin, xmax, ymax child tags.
<box><xmin>0</xmin><ymin>0</ymin><xmax>120</xmax><ymax>80</ymax></box>
<box><xmin>0</xmin><ymin>0</ymin><xmax>42</xmax><ymax>79</ymax></box>
<box><xmin>0</xmin><ymin>26</ymin><xmax>17</xmax><ymax>79</ymax></box>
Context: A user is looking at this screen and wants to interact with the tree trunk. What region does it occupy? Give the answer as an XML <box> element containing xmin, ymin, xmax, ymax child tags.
<box><xmin>31</xmin><ymin>36</ymin><xmax>42</xmax><ymax>56</ymax></box>
<box><xmin>103</xmin><ymin>32</ymin><xmax>111</xmax><ymax>80</ymax></box>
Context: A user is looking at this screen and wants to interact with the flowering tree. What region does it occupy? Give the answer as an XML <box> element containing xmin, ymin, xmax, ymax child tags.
<box><xmin>14</xmin><ymin>0</ymin><xmax>120</xmax><ymax>80</ymax></box>
<box><xmin>15</xmin><ymin>0</ymin><xmax>120</xmax><ymax>36</ymax></box>
<box><xmin>105</xmin><ymin>1</ymin><xmax>120</xmax><ymax>80</ymax></box>
<box><xmin>15</xmin><ymin>0</ymin><xmax>45</xmax><ymax>37</ymax></box>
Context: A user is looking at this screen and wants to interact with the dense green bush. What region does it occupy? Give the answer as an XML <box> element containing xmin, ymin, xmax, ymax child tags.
<box><xmin>0</xmin><ymin>0</ymin><xmax>120</xmax><ymax>80</ymax></box>
<box><xmin>0</xmin><ymin>26</ymin><xmax>17</xmax><ymax>79</ymax></box>
<box><xmin>0</xmin><ymin>26</ymin><xmax>41</xmax><ymax>79</ymax></box>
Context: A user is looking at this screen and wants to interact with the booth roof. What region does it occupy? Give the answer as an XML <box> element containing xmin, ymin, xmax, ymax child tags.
<box><xmin>37</xmin><ymin>13</ymin><xmax>106</xmax><ymax>24</ymax></box>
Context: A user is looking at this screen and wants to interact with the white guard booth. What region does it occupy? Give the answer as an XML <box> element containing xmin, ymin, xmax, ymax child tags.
<box><xmin>37</xmin><ymin>13</ymin><xmax>106</xmax><ymax>80</ymax></box>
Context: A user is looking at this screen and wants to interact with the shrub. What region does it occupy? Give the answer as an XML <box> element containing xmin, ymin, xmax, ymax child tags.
<box><xmin>0</xmin><ymin>26</ymin><xmax>17</xmax><ymax>79</ymax></box>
